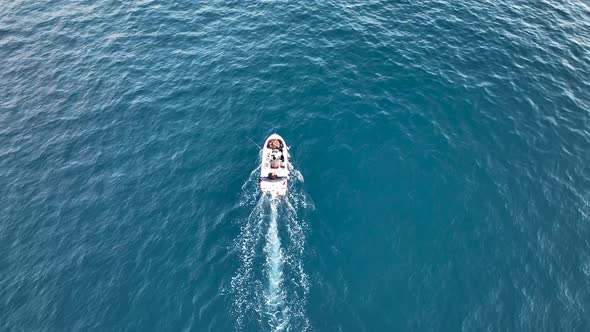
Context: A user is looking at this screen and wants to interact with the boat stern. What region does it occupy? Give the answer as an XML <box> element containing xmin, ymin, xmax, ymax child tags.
<box><xmin>260</xmin><ymin>178</ymin><xmax>288</xmax><ymax>198</ymax></box>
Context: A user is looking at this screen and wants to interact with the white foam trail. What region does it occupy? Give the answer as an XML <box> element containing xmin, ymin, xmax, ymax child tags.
<box><xmin>232</xmin><ymin>163</ymin><xmax>312</xmax><ymax>331</ymax></box>
<box><xmin>284</xmin><ymin>200</ymin><xmax>309</xmax><ymax>294</ymax></box>
<box><xmin>240</xmin><ymin>164</ymin><xmax>261</xmax><ymax>207</ymax></box>
<box><xmin>231</xmin><ymin>195</ymin><xmax>267</xmax><ymax>330</ymax></box>
<box><xmin>291</xmin><ymin>169</ymin><xmax>304</xmax><ymax>183</ymax></box>
<box><xmin>263</xmin><ymin>199</ymin><xmax>288</xmax><ymax>331</ymax></box>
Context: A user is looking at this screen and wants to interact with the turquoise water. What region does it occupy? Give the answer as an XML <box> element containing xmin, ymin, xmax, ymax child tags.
<box><xmin>2</xmin><ymin>0</ymin><xmax>590</xmax><ymax>331</ymax></box>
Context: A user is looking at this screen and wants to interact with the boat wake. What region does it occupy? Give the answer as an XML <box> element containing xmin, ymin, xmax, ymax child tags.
<box><xmin>231</xmin><ymin>165</ymin><xmax>312</xmax><ymax>331</ymax></box>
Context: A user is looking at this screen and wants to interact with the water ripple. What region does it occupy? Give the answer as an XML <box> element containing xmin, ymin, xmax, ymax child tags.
<box><xmin>2</xmin><ymin>0</ymin><xmax>590</xmax><ymax>330</ymax></box>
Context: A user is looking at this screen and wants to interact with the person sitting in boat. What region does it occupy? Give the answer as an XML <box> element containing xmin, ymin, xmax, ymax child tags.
<box><xmin>268</xmin><ymin>139</ymin><xmax>282</xmax><ymax>149</ymax></box>
<box><xmin>273</xmin><ymin>150</ymin><xmax>283</xmax><ymax>159</ymax></box>
<box><xmin>270</xmin><ymin>159</ymin><xmax>280</xmax><ymax>169</ymax></box>
<box><xmin>268</xmin><ymin>173</ymin><xmax>278</xmax><ymax>179</ymax></box>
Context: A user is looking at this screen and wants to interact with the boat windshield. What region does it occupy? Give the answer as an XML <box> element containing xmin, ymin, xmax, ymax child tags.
<box><xmin>265</xmin><ymin>173</ymin><xmax>286</xmax><ymax>180</ymax></box>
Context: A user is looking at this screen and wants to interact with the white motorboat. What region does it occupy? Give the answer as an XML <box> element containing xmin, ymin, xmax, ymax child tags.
<box><xmin>259</xmin><ymin>133</ymin><xmax>291</xmax><ymax>197</ymax></box>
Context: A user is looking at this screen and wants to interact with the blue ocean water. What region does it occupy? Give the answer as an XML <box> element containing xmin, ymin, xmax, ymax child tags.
<box><xmin>1</xmin><ymin>0</ymin><xmax>590</xmax><ymax>331</ymax></box>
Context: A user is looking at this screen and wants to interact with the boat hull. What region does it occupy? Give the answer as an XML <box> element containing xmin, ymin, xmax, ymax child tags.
<box><xmin>259</xmin><ymin>134</ymin><xmax>290</xmax><ymax>197</ymax></box>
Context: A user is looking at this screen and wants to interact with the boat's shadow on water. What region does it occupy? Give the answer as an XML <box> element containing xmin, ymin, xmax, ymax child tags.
<box><xmin>230</xmin><ymin>164</ymin><xmax>312</xmax><ymax>332</ymax></box>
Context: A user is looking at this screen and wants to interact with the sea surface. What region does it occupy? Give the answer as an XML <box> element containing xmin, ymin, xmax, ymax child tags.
<box><xmin>1</xmin><ymin>0</ymin><xmax>590</xmax><ymax>331</ymax></box>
